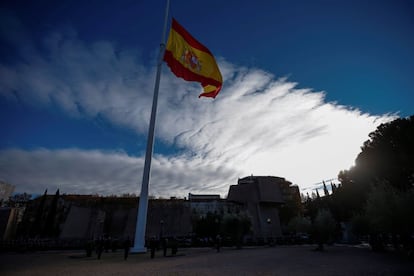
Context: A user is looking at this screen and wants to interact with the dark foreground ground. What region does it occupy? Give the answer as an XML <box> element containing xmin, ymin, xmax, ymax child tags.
<box><xmin>0</xmin><ymin>245</ymin><xmax>413</xmax><ymax>275</ymax></box>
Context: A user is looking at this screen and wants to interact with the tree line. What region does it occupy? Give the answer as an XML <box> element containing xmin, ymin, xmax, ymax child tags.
<box><xmin>289</xmin><ymin>115</ymin><xmax>414</xmax><ymax>254</ymax></box>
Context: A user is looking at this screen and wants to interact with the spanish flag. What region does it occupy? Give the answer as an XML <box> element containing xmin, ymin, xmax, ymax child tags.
<box><xmin>163</xmin><ymin>18</ymin><xmax>223</xmax><ymax>98</ymax></box>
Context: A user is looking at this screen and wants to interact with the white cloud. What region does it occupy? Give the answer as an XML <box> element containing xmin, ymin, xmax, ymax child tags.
<box><xmin>158</xmin><ymin>69</ymin><xmax>393</xmax><ymax>191</ymax></box>
<box><xmin>0</xmin><ymin>149</ymin><xmax>239</xmax><ymax>197</ymax></box>
<box><xmin>0</xmin><ymin>17</ymin><xmax>396</xmax><ymax>196</ymax></box>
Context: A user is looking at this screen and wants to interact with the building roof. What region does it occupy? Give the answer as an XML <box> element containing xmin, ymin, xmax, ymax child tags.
<box><xmin>228</xmin><ymin>175</ymin><xmax>291</xmax><ymax>204</ymax></box>
<box><xmin>188</xmin><ymin>193</ymin><xmax>221</xmax><ymax>202</ymax></box>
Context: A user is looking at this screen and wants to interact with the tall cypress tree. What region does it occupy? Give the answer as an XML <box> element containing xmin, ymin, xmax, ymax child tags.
<box><xmin>32</xmin><ymin>189</ymin><xmax>47</xmax><ymax>237</ymax></box>
<box><xmin>323</xmin><ymin>181</ymin><xmax>329</xmax><ymax>196</ymax></box>
<box><xmin>44</xmin><ymin>189</ymin><xmax>59</xmax><ymax>237</ymax></box>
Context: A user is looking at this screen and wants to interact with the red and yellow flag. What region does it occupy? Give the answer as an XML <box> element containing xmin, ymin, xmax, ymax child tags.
<box><xmin>163</xmin><ymin>18</ymin><xmax>223</xmax><ymax>98</ymax></box>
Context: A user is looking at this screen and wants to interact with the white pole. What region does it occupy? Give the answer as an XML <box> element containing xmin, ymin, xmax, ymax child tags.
<box><xmin>131</xmin><ymin>0</ymin><xmax>170</xmax><ymax>253</ymax></box>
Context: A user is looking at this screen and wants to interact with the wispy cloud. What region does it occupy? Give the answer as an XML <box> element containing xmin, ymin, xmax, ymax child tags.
<box><xmin>0</xmin><ymin>148</ymin><xmax>239</xmax><ymax>197</ymax></box>
<box><xmin>0</xmin><ymin>14</ymin><xmax>395</xmax><ymax>196</ymax></box>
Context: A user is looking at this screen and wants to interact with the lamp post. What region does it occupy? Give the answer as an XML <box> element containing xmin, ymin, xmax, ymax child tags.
<box><xmin>266</xmin><ymin>218</ymin><xmax>273</xmax><ymax>246</ymax></box>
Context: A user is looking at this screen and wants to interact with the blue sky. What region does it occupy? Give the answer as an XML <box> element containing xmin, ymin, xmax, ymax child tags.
<box><xmin>0</xmin><ymin>0</ymin><xmax>412</xmax><ymax>197</ymax></box>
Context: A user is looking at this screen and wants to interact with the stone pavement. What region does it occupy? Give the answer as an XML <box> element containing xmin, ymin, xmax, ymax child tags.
<box><xmin>1</xmin><ymin>245</ymin><xmax>413</xmax><ymax>275</ymax></box>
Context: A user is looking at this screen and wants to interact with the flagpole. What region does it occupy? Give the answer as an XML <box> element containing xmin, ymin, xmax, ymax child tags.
<box><xmin>131</xmin><ymin>0</ymin><xmax>170</xmax><ymax>253</ymax></box>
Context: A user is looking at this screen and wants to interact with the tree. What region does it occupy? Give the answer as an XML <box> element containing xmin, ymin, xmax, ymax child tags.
<box><xmin>355</xmin><ymin>115</ymin><xmax>414</xmax><ymax>191</ymax></box>
<box><xmin>192</xmin><ymin>212</ymin><xmax>221</xmax><ymax>240</ymax></box>
<box><xmin>32</xmin><ymin>189</ymin><xmax>47</xmax><ymax>237</ymax></box>
<box><xmin>335</xmin><ymin>115</ymin><xmax>414</xmax><ymax>252</ymax></box>
<box><xmin>287</xmin><ymin>216</ymin><xmax>311</xmax><ymax>235</ymax></box>
<box><xmin>335</xmin><ymin>116</ymin><xmax>414</xmax><ymax>217</ymax></box>
<box><xmin>350</xmin><ymin>213</ymin><xmax>370</xmax><ymax>240</ymax></box>
<box><xmin>330</xmin><ymin>171</ymin><xmax>371</xmax><ymax>222</ymax></box>
<box><xmin>44</xmin><ymin>189</ymin><xmax>60</xmax><ymax>237</ymax></box>
<box><xmin>365</xmin><ymin>182</ymin><xmax>414</xmax><ymax>251</ymax></box>
<box><xmin>312</xmin><ymin>209</ymin><xmax>336</xmax><ymax>251</ymax></box>
<box><xmin>221</xmin><ymin>213</ymin><xmax>251</xmax><ymax>248</ymax></box>
<box><xmin>279</xmin><ymin>197</ymin><xmax>303</xmax><ymax>227</ymax></box>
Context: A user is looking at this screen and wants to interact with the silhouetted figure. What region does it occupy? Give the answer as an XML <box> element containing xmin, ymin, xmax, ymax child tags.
<box><xmin>123</xmin><ymin>237</ymin><xmax>131</xmax><ymax>260</ymax></box>
<box><xmin>96</xmin><ymin>238</ymin><xmax>104</xmax><ymax>259</ymax></box>
<box><xmin>216</xmin><ymin>234</ymin><xmax>222</xmax><ymax>252</ymax></box>
<box><xmin>171</xmin><ymin>237</ymin><xmax>178</xmax><ymax>255</ymax></box>
<box><xmin>104</xmin><ymin>235</ymin><xmax>111</xmax><ymax>252</ymax></box>
<box><xmin>149</xmin><ymin>237</ymin><xmax>157</xmax><ymax>259</ymax></box>
<box><xmin>111</xmin><ymin>238</ymin><xmax>117</xmax><ymax>252</ymax></box>
<box><xmin>162</xmin><ymin>238</ymin><xmax>168</xmax><ymax>257</ymax></box>
<box><xmin>369</xmin><ymin>234</ymin><xmax>385</xmax><ymax>252</ymax></box>
<box><xmin>85</xmin><ymin>239</ymin><xmax>94</xmax><ymax>257</ymax></box>
<box><xmin>314</xmin><ymin>242</ymin><xmax>324</xmax><ymax>251</ymax></box>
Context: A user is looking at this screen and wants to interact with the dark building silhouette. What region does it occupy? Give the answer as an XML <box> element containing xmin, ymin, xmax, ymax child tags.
<box><xmin>9</xmin><ymin>175</ymin><xmax>300</xmax><ymax>246</ymax></box>
<box><xmin>227</xmin><ymin>176</ymin><xmax>300</xmax><ymax>241</ymax></box>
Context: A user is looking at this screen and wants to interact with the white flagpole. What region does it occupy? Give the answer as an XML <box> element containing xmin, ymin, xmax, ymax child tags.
<box><xmin>131</xmin><ymin>0</ymin><xmax>170</xmax><ymax>253</ymax></box>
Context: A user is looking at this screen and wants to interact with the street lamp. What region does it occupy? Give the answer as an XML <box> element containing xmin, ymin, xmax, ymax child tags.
<box><xmin>266</xmin><ymin>218</ymin><xmax>273</xmax><ymax>245</ymax></box>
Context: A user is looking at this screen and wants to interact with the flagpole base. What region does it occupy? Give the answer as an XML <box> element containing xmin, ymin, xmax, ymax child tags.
<box><xmin>130</xmin><ymin>246</ymin><xmax>147</xmax><ymax>253</ymax></box>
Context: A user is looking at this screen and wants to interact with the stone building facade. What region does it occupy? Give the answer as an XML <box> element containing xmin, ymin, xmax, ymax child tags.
<box><xmin>9</xmin><ymin>175</ymin><xmax>300</xmax><ymax>245</ymax></box>
<box><xmin>227</xmin><ymin>176</ymin><xmax>300</xmax><ymax>241</ymax></box>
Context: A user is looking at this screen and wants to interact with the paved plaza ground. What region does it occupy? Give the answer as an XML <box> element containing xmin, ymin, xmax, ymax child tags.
<box><xmin>1</xmin><ymin>245</ymin><xmax>413</xmax><ymax>275</ymax></box>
